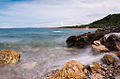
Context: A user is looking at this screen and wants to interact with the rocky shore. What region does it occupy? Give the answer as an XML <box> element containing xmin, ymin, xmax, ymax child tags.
<box><xmin>66</xmin><ymin>26</ymin><xmax>120</xmax><ymax>48</ymax></box>
<box><xmin>48</xmin><ymin>26</ymin><xmax>120</xmax><ymax>79</ymax></box>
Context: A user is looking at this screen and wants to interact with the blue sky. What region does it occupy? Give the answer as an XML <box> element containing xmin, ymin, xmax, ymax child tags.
<box><xmin>0</xmin><ymin>0</ymin><xmax>120</xmax><ymax>28</ymax></box>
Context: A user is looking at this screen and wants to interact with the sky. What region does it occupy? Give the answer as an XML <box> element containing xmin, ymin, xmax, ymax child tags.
<box><xmin>0</xmin><ymin>0</ymin><xmax>120</xmax><ymax>28</ymax></box>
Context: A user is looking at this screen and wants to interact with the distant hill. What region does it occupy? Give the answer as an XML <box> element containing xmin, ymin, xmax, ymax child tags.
<box><xmin>60</xmin><ymin>14</ymin><xmax>120</xmax><ymax>28</ymax></box>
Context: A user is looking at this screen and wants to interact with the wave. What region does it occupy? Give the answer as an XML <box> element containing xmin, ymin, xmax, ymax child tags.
<box><xmin>53</xmin><ymin>31</ymin><xmax>62</xmax><ymax>33</ymax></box>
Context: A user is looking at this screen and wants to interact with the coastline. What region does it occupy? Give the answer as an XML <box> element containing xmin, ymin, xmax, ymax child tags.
<box><xmin>57</xmin><ymin>27</ymin><xmax>100</xmax><ymax>30</ymax></box>
<box><xmin>48</xmin><ymin>26</ymin><xmax>120</xmax><ymax>79</ymax></box>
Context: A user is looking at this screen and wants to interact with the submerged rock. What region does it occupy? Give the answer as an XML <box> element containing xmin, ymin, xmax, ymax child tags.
<box><xmin>49</xmin><ymin>60</ymin><xmax>86</xmax><ymax>79</ymax></box>
<box><xmin>21</xmin><ymin>62</ymin><xmax>37</xmax><ymax>70</ymax></box>
<box><xmin>0</xmin><ymin>49</ymin><xmax>20</xmax><ymax>65</ymax></box>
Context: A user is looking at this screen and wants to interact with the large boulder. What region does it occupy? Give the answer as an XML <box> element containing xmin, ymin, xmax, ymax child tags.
<box><xmin>49</xmin><ymin>60</ymin><xmax>86</xmax><ymax>79</ymax></box>
<box><xmin>100</xmin><ymin>33</ymin><xmax>120</xmax><ymax>51</ymax></box>
<box><xmin>0</xmin><ymin>49</ymin><xmax>20</xmax><ymax>65</ymax></box>
<box><xmin>66</xmin><ymin>32</ymin><xmax>96</xmax><ymax>48</ymax></box>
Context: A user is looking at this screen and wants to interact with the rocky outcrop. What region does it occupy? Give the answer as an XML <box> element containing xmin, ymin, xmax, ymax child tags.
<box><xmin>91</xmin><ymin>33</ymin><xmax>120</xmax><ymax>52</ymax></box>
<box><xmin>48</xmin><ymin>54</ymin><xmax>120</xmax><ymax>79</ymax></box>
<box><xmin>100</xmin><ymin>33</ymin><xmax>120</xmax><ymax>51</ymax></box>
<box><xmin>0</xmin><ymin>49</ymin><xmax>20</xmax><ymax>65</ymax></box>
<box><xmin>66</xmin><ymin>26</ymin><xmax>120</xmax><ymax>48</ymax></box>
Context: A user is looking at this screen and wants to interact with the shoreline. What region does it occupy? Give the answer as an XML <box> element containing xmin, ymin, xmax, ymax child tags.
<box><xmin>57</xmin><ymin>27</ymin><xmax>100</xmax><ymax>30</ymax></box>
<box><xmin>48</xmin><ymin>26</ymin><xmax>120</xmax><ymax>79</ymax></box>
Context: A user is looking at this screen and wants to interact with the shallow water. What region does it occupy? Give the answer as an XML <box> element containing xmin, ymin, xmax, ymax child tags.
<box><xmin>0</xmin><ymin>28</ymin><xmax>103</xmax><ymax>79</ymax></box>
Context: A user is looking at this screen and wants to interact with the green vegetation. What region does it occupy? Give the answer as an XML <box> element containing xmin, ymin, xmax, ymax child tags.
<box><xmin>60</xmin><ymin>14</ymin><xmax>120</xmax><ymax>28</ymax></box>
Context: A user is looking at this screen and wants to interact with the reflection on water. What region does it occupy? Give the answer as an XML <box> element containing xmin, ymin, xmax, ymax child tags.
<box><xmin>0</xmin><ymin>28</ymin><xmax>97</xmax><ymax>79</ymax></box>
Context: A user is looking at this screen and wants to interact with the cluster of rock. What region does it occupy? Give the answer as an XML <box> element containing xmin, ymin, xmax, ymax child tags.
<box><xmin>48</xmin><ymin>26</ymin><xmax>120</xmax><ymax>79</ymax></box>
<box><xmin>0</xmin><ymin>49</ymin><xmax>20</xmax><ymax>65</ymax></box>
<box><xmin>48</xmin><ymin>54</ymin><xmax>120</xmax><ymax>79</ymax></box>
<box><xmin>66</xmin><ymin>26</ymin><xmax>120</xmax><ymax>49</ymax></box>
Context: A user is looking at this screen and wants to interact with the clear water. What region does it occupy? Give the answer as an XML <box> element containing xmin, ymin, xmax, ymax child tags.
<box><xmin>0</xmin><ymin>28</ymin><xmax>101</xmax><ymax>79</ymax></box>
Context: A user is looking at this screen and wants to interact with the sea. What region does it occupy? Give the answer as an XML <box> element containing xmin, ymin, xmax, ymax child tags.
<box><xmin>0</xmin><ymin>28</ymin><xmax>104</xmax><ymax>79</ymax></box>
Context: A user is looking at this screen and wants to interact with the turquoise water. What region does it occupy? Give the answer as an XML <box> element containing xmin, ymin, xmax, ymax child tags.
<box><xmin>0</xmin><ymin>28</ymin><xmax>95</xmax><ymax>49</ymax></box>
<box><xmin>0</xmin><ymin>28</ymin><xmax>96</xmax><ymax>79</ymax></box>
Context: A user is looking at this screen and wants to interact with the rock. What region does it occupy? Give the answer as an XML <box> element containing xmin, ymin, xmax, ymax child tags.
<box><xmin>90</xmin><ymin>62</ymin><xmax>101</xmax><ymax>73</ymax></box>
<box><xmin>66</xmin><ymin>32</ymin><xmax>96</xmax><ymax>48</ymax></box>
<box><xmin>84</xmin><ymin>65</ymin><xmax>91</xmax><ymax>72</ymax></box>
<box><xmin>49</xmin><ymin>60</ymin><xmax>86</xmax><ymax>79</ymax></box>
<box><xmin>66</xmin><ymin>26</ymin><xmax>120</xmax><ymax>48</ymax></box>
<box><xmin>91</xmin><ymin>73</ymin><xmax>103</xmax><ymax>79</ymax></box>
<box><xmin>92</xmin><ymin>33</ymin><xmax>120</xmax><ymax>52</ymax></box>
<box><xmin>101</xmin><ymin>33</ymin><xmax>120</xmax><ymax>51</ymax></box>
<box><xmin>0</xmin><ymin>49</ymin><xmax>20</xmax><ymax>65</ymax></box>
<box><xmin>102</xmin><ymin>54</ymin><xmax>117</xmax><ymax>65</ymax></box>
<box><xmin>48</xmin><ymin>58</ymin><xmax>120</xmax><ymax>79</ymax></box>
<box><xmin>116</xmin><ymin>52</ymin><xmax>120</xmax><ymax>58</ymax></box>
<box><xmin>66</xmin><ymin>29</ymin><xmax>106</xmax><ymax>48</ymax></box>
<box><xmin>92</xmin><ymin>40</ymin><xmax>109</xmax><ymax>52</ymax></box>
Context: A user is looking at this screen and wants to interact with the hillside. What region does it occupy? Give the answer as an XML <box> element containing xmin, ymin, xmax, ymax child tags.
<box><xmin>60</xmin><ymin>14</ymin><xmax>120</xmax><ymax>28</ymax></box>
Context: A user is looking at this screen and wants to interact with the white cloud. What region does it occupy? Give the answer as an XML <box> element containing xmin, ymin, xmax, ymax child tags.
<box><xmin>0</xmin><ymin>0</ymin><xmax>120</xmax><ymax>28</ymax></box>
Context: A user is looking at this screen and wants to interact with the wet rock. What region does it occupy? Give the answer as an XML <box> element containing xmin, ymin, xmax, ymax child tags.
<box><xmin>0</xmin><ymin>49</ymin><xmax>20</xmax><ymax>65</ymax></box>
<box><xmin>49</xmin><ymin>60</ymin><xmax>86</xmax><ymax>79</ymax></box>
<box><xmin>91</xmin><ymin>73</ymin><xmax>103</xmax><ymax>79</ymax></box>
<box><xmin>66</xmin><ymin>26</ymin><xmax>120</xmax><ymax>48</ymax></box>
<box><xmin>116</xmin><ymin>52</ymin><xmax>120</xmax><ymax>58</ymax></box>
<box><xmin>92</xmin><ymin>40</ymin><xmax>109</xmax><ymax>52</ymax></box>
<box><xmin>66</xmin><ymin>32</ymin><xmax>96</xmax><ymax>48</ymax></box>
<box><xmin>90</xmin><ymin>62</ymin><xmax>101</xmax><ymax>73</ymax></box>
<box><xmin>84</xmin><ymin>65</ymin><xmax>91</xmax><ymax>72</ymax></box>
<box><xmin>66</xmin><ymin>29</ymin><xmax>105</xmax><ymax>48</ymax></box>
<box><xmin>48</xmin><ymin>58</ymin><xmax>120</xmax><ymax>79</ymax></box>
<box><xmin>101</xmin><ymin>33</ymin><xmax>120</xmax><ymax>51</ymax></box>
<box><xmin>102</xmin><ymin>54</ymin><xmax>117</xmax><ymax>65</ymax></box>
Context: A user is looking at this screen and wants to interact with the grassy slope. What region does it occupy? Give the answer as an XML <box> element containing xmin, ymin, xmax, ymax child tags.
<box><xmin>60</xmin><ymin>14</ymin><xmax>120</xmax><ymax>28</ymax></box>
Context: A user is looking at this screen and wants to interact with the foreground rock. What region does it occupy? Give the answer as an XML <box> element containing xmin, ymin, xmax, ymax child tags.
<box><xmin>48</xmin><ymin>54</ymin><xmax>120</xmax><ymax>79</ymax></box>
<box><xmin>66</xmin><ymin>26</ymin><xmax>120</xmax><ymax>48</ymax></box>
<box><xmin>49</xmin><ymin>60</ymin><xmax>86</xmax><ymax>79</ymax></box>
<box><xmin>0</xmin><ymin>49</ymin><xmax>20</xmax><ymax>65</ymax></box>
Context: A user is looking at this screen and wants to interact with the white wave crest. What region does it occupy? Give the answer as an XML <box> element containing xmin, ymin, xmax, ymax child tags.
<box><xmin>53</xmin><ymin>31</ymin><xmax>62</xmax><ymax>33</ymax></box>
